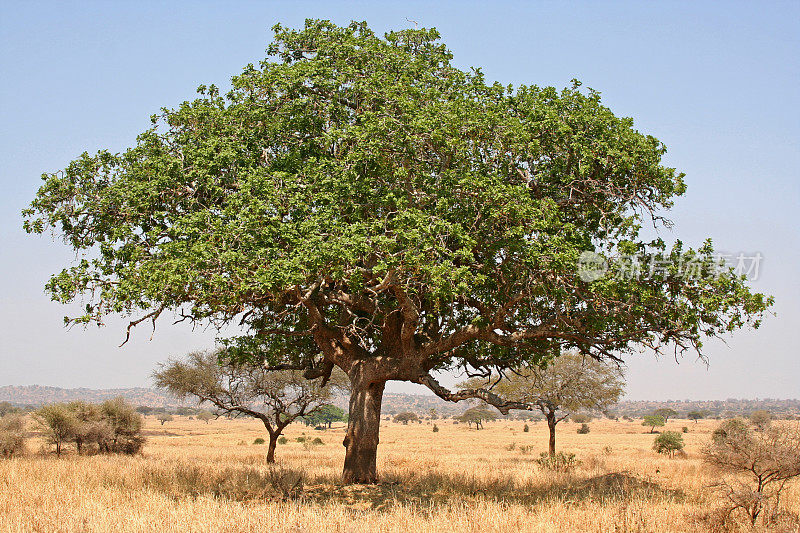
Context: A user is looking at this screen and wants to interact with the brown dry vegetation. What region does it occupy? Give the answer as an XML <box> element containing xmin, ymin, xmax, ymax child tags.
<box><xmin>1</xmin><ymin>417</ymin><xmax>798</xmax><ymax>532</ymax></box>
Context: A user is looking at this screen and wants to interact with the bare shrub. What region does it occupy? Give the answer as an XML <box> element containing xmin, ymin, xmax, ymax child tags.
<box><xmin>703</xmin><ymin>420</ymin><xmax>800</xmax><ymax>525</ymax></box>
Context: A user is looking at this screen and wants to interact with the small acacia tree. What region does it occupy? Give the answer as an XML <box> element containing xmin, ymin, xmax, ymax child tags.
<box><xmin>197</xmin><ymin>410</ymin><xmax>214</xmax><ymax>424</ymax></box>
<box><xmin>654</xmin><ymin>408</ymin><xmax>678</xmax><ymax>423</ymax></box>
<box><xmin>24</xmin><ymin>20</ymin><xmax>771</xmax><ymax>483</ymax></box>
<box><xmin>457</xmin><ymin>407</ymin><xmax>497</xmax><ymax>430</ymax></box>
<box><xmin>156</xmin><ymin>413</ymin><xmax>173</xmax><ymax>426</ymax></box>
<box><xmin>303</xmin><ymin>404</ymin><xmax>346</xmax><ymax>428</ymax></box>
<box><xmin>687</xmin><ymin>410</ymin><xmax>707</xmax><ymax>424</ymax></box>
<box><xmin>461</xmin><ymin>352</ymin><xmax>623</xmax><ymax>454</ymax></box>
<box><xmin>643</xmin><ymin>415</ymin><xmax>666</xmax><ymax>433</ymax></box>
<box><xmin>34</xmin><ymin>404</ymin><xmax>75</xmax><ymax>456</ymax></box>
<box><xmin>703</xmin><ymin>419</ymin><xmax>800</xmax><ymax>525</ymax></box>
<box><xmin>154</xmin><ymin>350</ymin><xmax>347</xmax><ymax>462</ymax></box>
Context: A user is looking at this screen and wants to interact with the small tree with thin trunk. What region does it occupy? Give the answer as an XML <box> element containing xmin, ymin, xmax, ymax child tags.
<box><xmin>687</xmin><ymin>410</ymin><xmax>707</xmax><ymax>423</ymax></box>
<box><xmin>459</xmin><ymin>352</ymin><xmax>624</xmax><ymax>454</ymax></box>
<box><xmin>154</xmin><ymin>350</ymin><xmax>347</xmax><ymax>463</ymax></box>
<box><xmin>643</xmin><ymin>415</ymin><xmax>666</xmax><ymax>433</ymax></box>
<box><xmin>457</xmin><ymin>407</ymin><xmax>497</xmax><ymax>430</ymax></box>
<box><xmin>34</xmin><ymin>404</ymin><xmax>76</xmax><ymax>456</ymax></box>
<box><xmin>654</xmin><ymin>408</ymin><xmax>678</xmax><ymax>423</ymax></box>
<box><xmin>303</xmin><ymin>404</ymin><xmax>346</xmax><ymax>428</ymax></box>
<box><xmin>156</xmin><ymin>413</ymin><xmax>173</xmax><ymax>426</ymax></box>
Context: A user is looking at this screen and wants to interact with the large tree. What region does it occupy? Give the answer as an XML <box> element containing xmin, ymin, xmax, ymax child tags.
<box><xmin>24</xmin><ymin>20</ymin><xmax>770</xmax><ymax>483</ymax></box>
<box><xmin>154</xmin><ymin>350</ymin><xmax>346</xmax><ymax>462</ymax></box>
<box><xmin>461</xmin><ymin>352</ymin><xmax>624</xmax><ymax>454</ymax></box>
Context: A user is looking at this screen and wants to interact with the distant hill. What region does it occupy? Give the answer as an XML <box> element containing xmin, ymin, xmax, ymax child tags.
<box><xmin>1</xmin><ymin>385</ymin><xmax>798</xmax><ymax>419</ymax></box>
<box><xmin>0</xmin><ymin>385</ymin><xmax>186</xmax><ymax>408</ymax></box>
<box><xmin>0</xmin><ymin>384</ymin><xmax>471</xmax><ymax>416</ymax></box>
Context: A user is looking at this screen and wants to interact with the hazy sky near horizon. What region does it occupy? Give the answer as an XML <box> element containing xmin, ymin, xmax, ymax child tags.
<box><xmin>1</xmin><ymin>1</ymin><xmax>798</xmax><ymax>400</ymax></box>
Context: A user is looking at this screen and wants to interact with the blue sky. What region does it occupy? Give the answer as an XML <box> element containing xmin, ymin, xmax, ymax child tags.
<box><xmin>1</xmin><ymin>1</ymin><xmax>798</xmax><ymax>399</ymax></box>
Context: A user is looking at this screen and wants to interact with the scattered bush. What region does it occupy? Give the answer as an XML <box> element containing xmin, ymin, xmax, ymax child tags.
<box><xmin>253</xmin><ymin>438</ymin><xmax>265</xmax><ymax>445</ymax></box>
<box><xmin>0</xmin><ymin>402</ymin><xmax>20</xmax><ymax>417</ymax></box>
<box><xmin>432</xmin><ymin>424</ymin><xmax>439</xmax><ymax>433</ymax></box>
<box><xmin>577</xmin><ymin>423</ymin><xmax>590</xmax><ymax>434</ymax></box>
<box><xmin>277</xmin><ymin>436</ymin><xmax>288</xmax><ymax>445</ymax></box>
<box><xmin>295</xmin><ymin>436</ymin><xmax>306</xmax><ymax>443</ymax></box>
<box><xmin>535</xmin><ymin>452</ymin><xmax>580</xmax><ymax>472</ymax></box>
<box><xmin>0</xmin><ymin>414</ymin><xmax>26</xmax><ymax>457</ymax></box>
<box><xmin>393</xmin><ymin>412</ymin><xmax>420</xmax><ymax>425</ymax></box>
<box><xmin>681</xmin><ymin>426</ymin><xmax>689</xmax><ymax>433</ymax></box>
<box><xmin>311</xmin><ymin>437</ymin><xmax>324</xmax><ymax>445</ymax></box>
<box><xmin>34</xmin><ymin>399</ymin><xmax>144</xmax><ymax>456</ymax></box>
<box><xmin>749</xmin><ymin>410</ymin><xmax>772</xmax><ymax>431</ymax></box>
<box><xmin>523</xmin><ymin>424</ymin><xmax>529</xmax><ymax>433</ymax></box>
<box><xmin>653</xmin><ymin>431</ymin><xmax>685</xmax><ymax>457</ymax></box>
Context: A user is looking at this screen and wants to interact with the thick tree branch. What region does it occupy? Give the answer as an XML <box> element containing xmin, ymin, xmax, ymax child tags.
<box><xmin>414</xmin><ymin>373</ymin><xmax>532</xmax><ymax>415</ymax></box>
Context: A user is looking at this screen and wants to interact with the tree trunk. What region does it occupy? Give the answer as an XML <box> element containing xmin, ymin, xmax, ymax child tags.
<box><xmin>547</xmin><ymin>413</ymin><xmax>557</xmax><ymax>456</ymax></box>
<box><xmin>342</xmin><ymin>371</ymin><xmax>386</xmax><ymax>484</ymax></box>
<box><xmin>266</xmin><ymin>433</ymin><xmax>278</xmax><ymax>463</ymax></box>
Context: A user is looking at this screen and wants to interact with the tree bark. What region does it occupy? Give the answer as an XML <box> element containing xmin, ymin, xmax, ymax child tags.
<box><xmin>547</xmin><ymin>413</ymin><xmax>557</xmax><ymax>456</ymax></box>
<box><xmin>342</xmin><ymin>368</ymin><xmax>386</xmax><ymax>484</ymax></box>
<box><xmin>266</xmin><ymin>433</ymin><xmax>278</xmax><ymax>463</ymax></box>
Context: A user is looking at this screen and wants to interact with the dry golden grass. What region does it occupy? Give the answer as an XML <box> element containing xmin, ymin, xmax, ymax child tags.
<box><xmin>1</xmin><ymin>416</ymin><xmax>798</xmax><ymax>532</ymax></box>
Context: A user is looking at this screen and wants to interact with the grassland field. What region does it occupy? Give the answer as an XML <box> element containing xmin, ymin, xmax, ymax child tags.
<box><xmin>1</xmin><ymin>416</ymin><xmax>798</xmax><ymax>532</ymax></box>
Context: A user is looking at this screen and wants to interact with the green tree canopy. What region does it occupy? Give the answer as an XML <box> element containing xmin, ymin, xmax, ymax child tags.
<box><xmin>23</xmin><ymin>20</ymin><xmax>771</xmax><ymax>483</ymax></box>
<box><xmin>643</xmin><ymin>414</ymin><xmax>666</xmax><ymax>433</ymax></box>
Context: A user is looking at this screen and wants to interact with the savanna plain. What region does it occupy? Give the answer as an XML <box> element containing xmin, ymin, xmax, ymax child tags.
<box><xmin>2</xmin><ymin>416</ymin><xmax>798</xmax><ymax>533</ymax></box>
